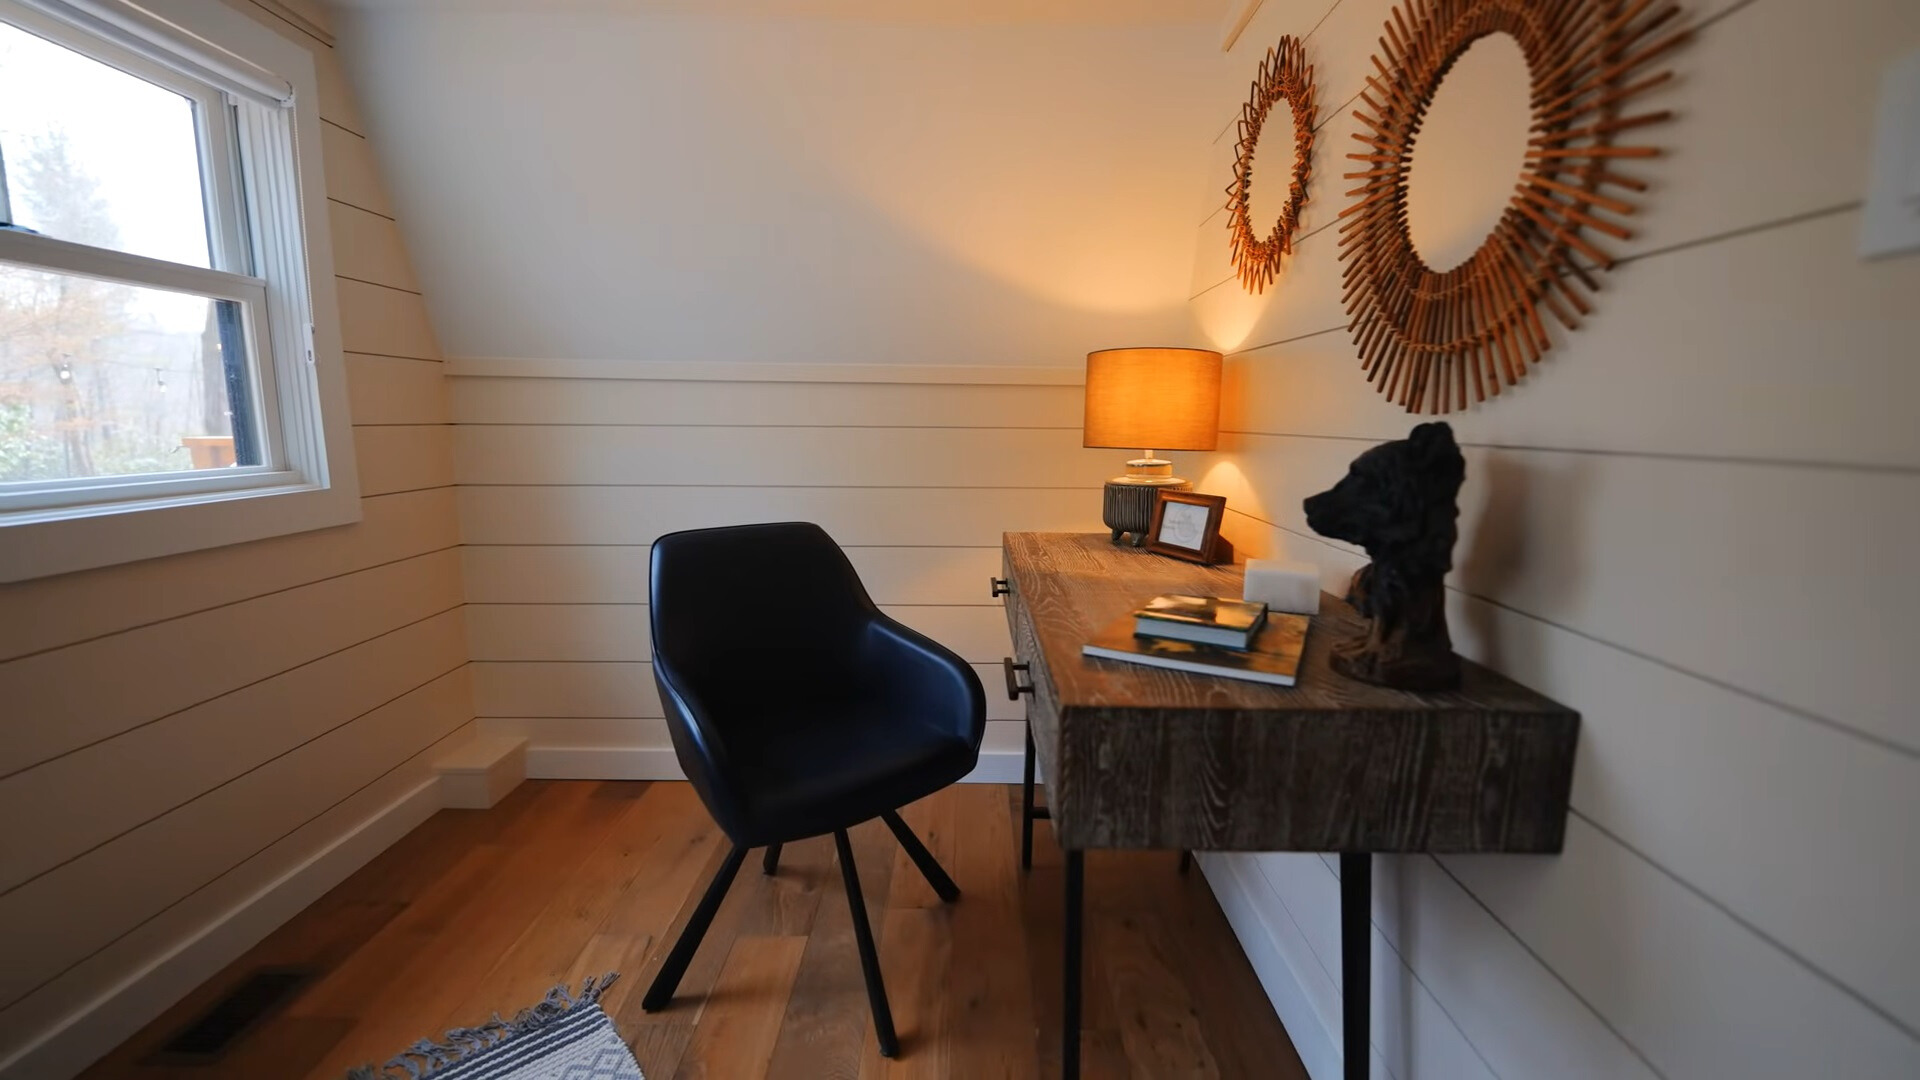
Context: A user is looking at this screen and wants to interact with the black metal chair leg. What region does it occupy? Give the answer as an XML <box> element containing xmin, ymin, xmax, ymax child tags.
<box><xmin>879</xmin><ymin>809</ymin><xmax>960</xmax><ymax>902</ymax></box>
<box><xmin>643</xmin><ymin>843</ymin><xmax>747</xmax><ymax>1011</ymax></box>
<box><xmin>1178</xmin><ymin>850</ymin><xmax>1193</xmax><ymax>875</ymax></box>
<box><xmin>762</xmin><ymin>843</ymin><xmax>782</xmax><ymax>875</ymax></box>
<box><xmin>835</xmin><ymin>829</ymin><xmax>898</xmax><ymax>1057</ymax></box>
<box><xmin>1021</xmin><ymin>725</ymin><xmax>1037</xmax><ymax>870</ymax></box>
<box><xmin>1341</xmin><ymin>853</ymin><xmax>1372</xmax><ymax>1080</ymax></box>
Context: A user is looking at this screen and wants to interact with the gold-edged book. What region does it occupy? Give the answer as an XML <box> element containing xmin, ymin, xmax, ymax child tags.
<box><xmin>1082</xmin><ymin>610</ymin><xmax>1311</xmax><ymax>687</ymax></box>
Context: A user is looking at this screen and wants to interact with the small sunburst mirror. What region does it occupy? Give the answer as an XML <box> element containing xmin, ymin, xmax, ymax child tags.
<box><xmin>1226</xmin><ymin>35</ymin><xmax>1317</xmax><ymax>294</ymax></box>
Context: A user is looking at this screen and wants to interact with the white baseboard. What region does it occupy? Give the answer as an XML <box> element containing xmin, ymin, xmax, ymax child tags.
<box><xmin>0</xmin><ymin>777</ymin><xmax>443</xmax><ymax>1080</ymax></box>
<box><xmin>1197</xmin><ymin>852</ymin><xmax>1342</xmax><ymax>1080</ymax></box>
<box><xmin>524</xmin><ymin>745</ymin><xmax>1028</xmax><ymax>784</ymax></box>
<box><xmin>524</xmin><ymin>745</ymin><xmax>686</xmax><ymax>781</ymax></box>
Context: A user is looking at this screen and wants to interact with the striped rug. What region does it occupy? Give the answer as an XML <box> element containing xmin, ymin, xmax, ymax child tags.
<box><xmin>347</xmin><ymin>974</ymin><xmax>643</xmax><ymax>1080</ymax></box>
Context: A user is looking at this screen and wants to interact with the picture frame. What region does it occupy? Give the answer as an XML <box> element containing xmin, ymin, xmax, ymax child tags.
<box><xmin>1146</xmin><ymin>491</ymin><xmax>1233</xmax><ymax>565</ymax></box>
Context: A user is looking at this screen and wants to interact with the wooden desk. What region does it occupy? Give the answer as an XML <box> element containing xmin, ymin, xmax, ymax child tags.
<box><xmin>995</xmin><ymin>533</ymin><xmax>1579</xmax><ymax>1080</ymax></box>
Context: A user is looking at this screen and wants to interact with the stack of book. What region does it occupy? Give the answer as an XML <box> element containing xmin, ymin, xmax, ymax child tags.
<box><xmin>1133</xmin><ymin>594</ymin><xmax>1269</xmax><ymax>648</ymax></box>
<box><xmin>1082</xmin><ymin>593</ymin><xmax>1310</xmax><ymax>687</ymax></box>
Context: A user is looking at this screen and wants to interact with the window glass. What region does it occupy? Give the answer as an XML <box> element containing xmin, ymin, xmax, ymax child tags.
<box><xmin>0</xmin><ymin>19</ymin><xmax>212</xmax><ymax>269</ymax></box>
<box><xmin>0</xmin><ymin>263</ymin><xmax>257</xmax><ymax>482</ymax></box>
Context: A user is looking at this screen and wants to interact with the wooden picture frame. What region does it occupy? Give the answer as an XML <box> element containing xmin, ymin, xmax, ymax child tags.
<box><xmin>1146</xmin><ymin>491</ymin><xmax>1233</xmax><ymax>565</ymax></box>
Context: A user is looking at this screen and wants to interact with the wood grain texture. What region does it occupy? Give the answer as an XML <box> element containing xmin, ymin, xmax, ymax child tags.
<box><xmin>1003</xmin><ymin>532</ymin><xmax>1577</xmax><ymax>852</ymax></box>
<box><xmin>672</xmin><ymin>936</ymin><xmax>808</xmax><ymax>1080</ymax></box>
<box><xmin>77</xmin><ymin>782</ymin><xmax>1304</xmax><ymax>1080</ymax></box>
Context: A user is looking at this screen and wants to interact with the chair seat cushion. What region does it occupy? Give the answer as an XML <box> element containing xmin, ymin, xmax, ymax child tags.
<box><xmin>727</xmin><ymin>697</ymin><xmax>976</xmax><ymax>845</ymax></box>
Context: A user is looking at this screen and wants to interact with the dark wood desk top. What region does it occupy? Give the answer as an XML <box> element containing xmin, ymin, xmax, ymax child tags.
<box><xmin>1002</xmin><ymin>532</ymin><xmax>1579</xmax><ymax>853</ymax></box>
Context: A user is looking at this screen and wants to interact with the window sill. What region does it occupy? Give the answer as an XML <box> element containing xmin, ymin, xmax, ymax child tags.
<box><xmin>0</xmin><ymin>476</ymin><xmax>362</xmax><ymax>582</ymax></box>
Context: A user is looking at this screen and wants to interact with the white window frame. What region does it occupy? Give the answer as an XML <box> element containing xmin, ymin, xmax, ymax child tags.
<box><xmin>0</xmin><ymin>0</ymin><xmax>359</xmax><ymax>582</ymax></box>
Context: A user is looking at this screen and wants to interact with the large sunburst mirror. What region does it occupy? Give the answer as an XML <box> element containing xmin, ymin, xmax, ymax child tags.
<box><xmin>1340</xmin><ymin>0</ymin><xmax>1690</xmax><ymax>413</ymax></box>
<box><xmin>1226</xmin><ymin>35</ymin><xmax>1317</xmax><ymax>294</ymax></box>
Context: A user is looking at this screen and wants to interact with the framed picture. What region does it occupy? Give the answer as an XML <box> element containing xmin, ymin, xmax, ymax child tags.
<box><xmin>1146</xmin><ymin>491</ymin><xmax>1232</xmax><ymax>564</ymax></box>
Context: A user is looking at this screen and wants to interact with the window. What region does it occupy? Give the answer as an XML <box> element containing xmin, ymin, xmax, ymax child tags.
<box><xmin>0</xmin><ymin>0</ymin><xmax>358</xmax><ymax>581</ymax></box>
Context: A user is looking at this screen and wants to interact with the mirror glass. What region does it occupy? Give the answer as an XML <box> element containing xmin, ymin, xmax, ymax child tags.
<box><xmin>1405</xmin><ymin>32</ymin><xmax>1533</xmax><ymax>272</ymax></box>
<box><xmin>1243</xmin><ymin>94</ymin><xmax>1298</xmax><ymax>241</ymax></box>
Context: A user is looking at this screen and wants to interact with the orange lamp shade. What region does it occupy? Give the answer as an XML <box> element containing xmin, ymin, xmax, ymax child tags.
<box><xmin>1082</xmin><ymin>348</ymin><xmax>1222</xmax><ymax>451</ymax></box>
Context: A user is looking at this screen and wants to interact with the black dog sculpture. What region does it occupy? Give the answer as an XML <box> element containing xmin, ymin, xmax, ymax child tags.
<box><xmin>1302</xmin><ymin>422</ymin><xmax>1466</xmax><ymax>690</ymax></box>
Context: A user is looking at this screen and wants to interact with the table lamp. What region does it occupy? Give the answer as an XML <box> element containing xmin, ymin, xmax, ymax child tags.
<box><xmin>1083</xmin><ymin>347</ymin><xmax>1222</xmax><ymax>545</ymax></box>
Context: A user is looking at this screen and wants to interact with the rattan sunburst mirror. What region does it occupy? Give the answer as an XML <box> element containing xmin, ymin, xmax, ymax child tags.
<box><xmin>1227</xmin><ymin>36</ymin><xmax>1317</xmax><ymax>294</ymax></box>
<box><xmin>1340</xmin><ymin>0</ymin><xmax>1691</xmax><ymax>413</ymax></box>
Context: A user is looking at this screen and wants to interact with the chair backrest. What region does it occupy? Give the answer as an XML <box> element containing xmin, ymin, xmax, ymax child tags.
<box><xmin>650</xmin><ymin>521</ymin><xmax>877</xmax><ymax>676</ymax></box>
<box><xmin>649</xmin><ymin>523</ymin><xmax>881</xmax><ymax>827</ymax></box>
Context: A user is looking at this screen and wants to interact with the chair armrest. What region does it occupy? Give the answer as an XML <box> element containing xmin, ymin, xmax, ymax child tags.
<box><xmin>651</xmin><ymin>656</ymin><xmax>751</xmax><ymax>826</ymax></box>
<box><xmin>860</xmin><ymin>616</ymin><xmax>988</xmax><ymax>748</ymax></box>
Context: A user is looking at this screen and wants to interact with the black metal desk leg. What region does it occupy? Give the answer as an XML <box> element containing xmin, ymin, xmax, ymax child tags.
<box><xmin>1063</xmin><ymin>849</ymin><xmax>1084</xmax><ymax>1079</ymax></box>
<box><xmin>1340</xmin><ymin>853</ymin><xmax>1371</xmax><ymax>1080</ymax></box>
<box><xmin>1021</xmin><ymin>726</ymin><xmax>1037</xmax><ymax>870</ymax></box>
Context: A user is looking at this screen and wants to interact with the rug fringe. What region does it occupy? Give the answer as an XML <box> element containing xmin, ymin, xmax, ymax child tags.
<box><xmin>344</xmin><ymin>973</ymin><xmax>619</xmax><ymax>1080</ymax></box>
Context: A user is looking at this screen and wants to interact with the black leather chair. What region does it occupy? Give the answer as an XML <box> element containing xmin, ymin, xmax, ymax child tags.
<box><xmin>639</xmin><ymin>522</ymin><xmax>987</xmax><ymax>1057</ymax></box>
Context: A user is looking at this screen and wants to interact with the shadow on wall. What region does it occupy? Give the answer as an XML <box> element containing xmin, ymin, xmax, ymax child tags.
<box><xmin>1455</xmin><ymin>450</ymin><xmax>1591</xmax><ymax>674</ymax></box>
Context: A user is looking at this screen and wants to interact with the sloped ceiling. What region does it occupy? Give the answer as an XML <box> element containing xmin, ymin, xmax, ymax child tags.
<box><xmin>334</xmin><ymin>3</ymin><xmax>1224</xmax><ymax>366</ymax></box>
<box><xmin>329</xmin><ymin>0</ymin><xmax>1226</xmax><ymax>24</ymax></box>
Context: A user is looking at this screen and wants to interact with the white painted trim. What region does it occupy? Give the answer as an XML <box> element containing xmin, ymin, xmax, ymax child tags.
<box><xmin>0</xmin><ymin>777</ymin><xmax>442</xmax><ymax>1080</ymax></box>
<box><xmin>0</xmin><ymin>221</ymin><xmax>267</xmax><ymax>298</ymax></box>
<box><xmin>12</xmin><ymin>0</ymin><xmax>295</xmax><ymax>104</ymax></box>
<box><xmin>1199</xmin><ymin>852</ymin><xmax>1341</xmax><ymax>1080</ymax></box>
<box><xmin>436</xmin><ymin>735</ymin><xmax>527</xmax><ymax>809</ymax></box>
<box><xmin>0</xmin><ymin>0</ymin><xmax>362</xmax><ymax>581</ymax></box>
<box><xmin>1221</xmin><ymin>0</ymin><xmax>1263</xmax><ymax>51</ymax></box>
<box><xmin>525</xmin><ymin>745</ymin><xmax>1029</xmax><ymax>785</ymax></box>
<box><xmin>446</xmin><ymin>356</ymin><xmax>1087</xmax><ymax>386</ymax></box>
<box><xmin>247</xmin><ymin>0</ymin><xmax>333</xmax><ymax>46</ymax></box>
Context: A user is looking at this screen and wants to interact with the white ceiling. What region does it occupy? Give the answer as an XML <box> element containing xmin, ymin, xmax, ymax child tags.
<box><xmin>327</xmin><ymin>0</ymin><xmax>1228</xmax><ymax>25</ymax></box>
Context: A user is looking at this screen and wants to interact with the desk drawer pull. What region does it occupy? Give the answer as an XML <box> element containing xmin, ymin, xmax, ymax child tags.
<box><xmin>990</xmin><ymin>577</ymin><xmax>1011</xmax><ymax>598</ymax></box>
<box><xmin>1003</xmin><ymin>657</ymin><xmax>1034</xmax><ymax>700</ymax></box>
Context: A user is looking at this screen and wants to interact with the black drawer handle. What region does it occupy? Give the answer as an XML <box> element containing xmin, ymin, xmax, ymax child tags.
<box><xmin>1003</xmin><ymin>657</ymin><xmax>1034</xmax><ymax>700</ymax></box>
<box><xmin>990</xmin><ymin>577</ymin><xmax>1010</xmax><ymax>598</ymax></box>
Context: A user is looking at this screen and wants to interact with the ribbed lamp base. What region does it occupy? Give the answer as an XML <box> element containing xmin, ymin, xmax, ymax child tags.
<box><xmin>1102</xmin><ymin>478</ymin><xmax>1190</xmax><ymax>546</ymax></box>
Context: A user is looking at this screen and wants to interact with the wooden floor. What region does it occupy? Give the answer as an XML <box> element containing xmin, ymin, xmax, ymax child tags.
<box><xmin>82</xmin><ymin>781</ymin><xmax>1307</xmax><ymax>1080</ymax></box>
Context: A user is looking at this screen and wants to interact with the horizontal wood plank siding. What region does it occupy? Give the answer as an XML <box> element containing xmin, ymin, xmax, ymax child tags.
<box><xmin>458</xmin><ymin>485</ymin><xmax>1102</xmax><ymax>547</ymax></box>
<box><xmin>462</xmin><ymin>543</ymin><xmax>1005</xmax><ymax>606</ymax></box>
<box><xmin>469</xmin><ymin>661</ymin><xmax>1030</xmax><ymax>725</ymax></box>
<box><xmin>464</xmin><ymin>603</ymin><xmax>1009</xmax><ymax>665</ymax></box>
<box><xmin>451</xmin><ymin>375</ymin><xmax>1084</xmax><ymax>428</ymax></box>
<box><xmin>0</xmin><ymin>487</ymin><xmax>456</xmax><ymax>661</ymax></box>
<box><xmin>452</xmin><ymin>424</ymin><xmax>1113</xmax><ymax>489</ymax></box>
<box><xmin>1187</xmin><ymin>0</ymin><xmax>1920</xmax><ymax>1076</ymax></box>
<box><xmin>448</xmin><ymin>372</ymin><xmax>1109</xmax><ymax>768</ymax></box>
<box><xmin>336</xmin><ymin>276</ymin><xmax>440</xmax><ymax>360</ymax></box>
<box><xmin>0</xmin><ymin>12</ymin><xmax>470</xmax><ymax>1072</ymax></box>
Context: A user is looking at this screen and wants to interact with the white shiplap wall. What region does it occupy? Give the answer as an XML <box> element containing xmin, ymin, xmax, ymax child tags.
<box><xmin>0</xmin><ymin>3</ymin><xmax>471</xmax><ymax>1075</ymax></box>
<box><xmin>1187</xmin><ymin>1</ymin><xmax>1920</xmax><ymax>1079</ymax></box>
<box><xmin>331</xmin><ymin>4</ymin><xmax>1224</xmax><ymax>783</ymax></box>
<box><xmin>449</xmin><ymin>367</ymin><xmax>1111</xmax><ymax>779</ymax></box>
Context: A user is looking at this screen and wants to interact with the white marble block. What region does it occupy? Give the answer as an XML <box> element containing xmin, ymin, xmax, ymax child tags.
<box><xmin>1243</xmin><ymin>558</ymin><xmax>1321</xmax><ymax>614</ymax></box>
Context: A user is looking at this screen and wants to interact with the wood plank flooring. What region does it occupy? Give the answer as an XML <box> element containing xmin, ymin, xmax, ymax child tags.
<box><xmin>80</xmin><ymin>781</ymin><xmax>1307</xmax><ymax>1080</ymax></box>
